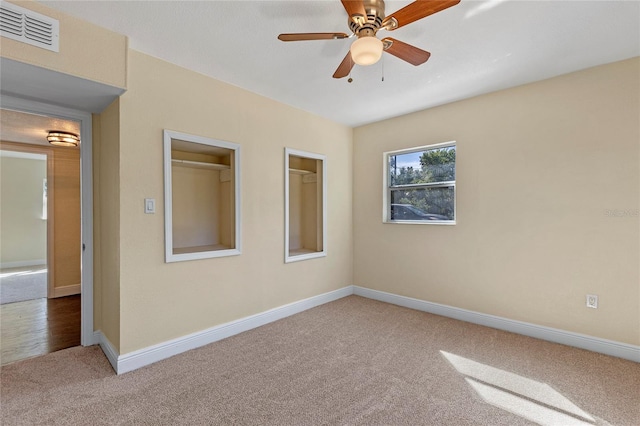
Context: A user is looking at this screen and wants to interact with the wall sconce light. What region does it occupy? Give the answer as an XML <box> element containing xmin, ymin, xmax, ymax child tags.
<box><xmin>47</xmin><ymin>131</ymin><xmax>79</xmax><ymax>147</ymax></box>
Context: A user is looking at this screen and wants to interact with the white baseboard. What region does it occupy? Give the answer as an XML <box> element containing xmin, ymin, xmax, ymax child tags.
<box><xmin>353</xmin><ymin>286</ymin><xmax>640</xmax><ymax>363</ymax></box>
<box><xmin>94</xmin><ymin>331</ymin><xmax>118</xmax><ymax>373</ymax></box>
<box><xmin>0</xmin><ymin>259</ymin><xmax>46</xmax><ymax>269</ymax></box>
<box><xmin>52</xmin><ymin>284</ymin><xmax>80</xmax><ymax>298</ymax></box>
<box><xmin>110</xmin><ymin>286</ymin><xmax>354</xmax><ymax>374</ymax></box>
<box><xmin>90</xmin><ymin>285</ymin><xmax>637</xmax><ymax>375</ymax></box>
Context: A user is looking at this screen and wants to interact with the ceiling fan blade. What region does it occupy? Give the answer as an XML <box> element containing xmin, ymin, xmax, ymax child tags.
<box><xmin>382</xmin><ymin>38</ymin><xmax>431</xmax><ymax>66</ymax></box>
<box><xmin>278</xmin><ymin>33</ymin><xmax>349</xmax><ymax>42</ymax></box>
<box><xmin>382</xmin><ymin>0</ymin><xmax>460</xmax><ymax>30</ymax></box>
<box><xmin>333</xmin><ymin>51</ymin><xmax>354</xmax><ymax>79</ymax></box>
<box><xmin>341</xmin><ymin>0</ymin><xmax>367</xmax><ymax>24</ymax></box>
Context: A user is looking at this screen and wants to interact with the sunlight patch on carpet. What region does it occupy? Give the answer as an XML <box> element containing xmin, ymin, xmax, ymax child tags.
<box><xmin>440</xmin><ymin>350</ymin><xmax>598</xmax><ymax>426</ymax></box>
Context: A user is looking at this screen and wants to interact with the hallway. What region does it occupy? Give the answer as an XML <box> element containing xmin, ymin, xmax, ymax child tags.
<box><xmin>0</xmin><ymin>295</ymin><xmax>80</xmax><ymax>366</ymax></box>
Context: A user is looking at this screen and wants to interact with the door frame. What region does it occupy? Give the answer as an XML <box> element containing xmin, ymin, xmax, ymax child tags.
<box><xmin>1</xmin><ymin>94</ymin><xmax>95</xmax><ymax>346</ymax></box>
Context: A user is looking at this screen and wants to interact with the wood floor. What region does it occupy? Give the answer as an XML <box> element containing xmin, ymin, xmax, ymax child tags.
<box><xmin>1</xmin><ymin>295</ymin><xmax>81</xmax><ymax>366</ymax></box>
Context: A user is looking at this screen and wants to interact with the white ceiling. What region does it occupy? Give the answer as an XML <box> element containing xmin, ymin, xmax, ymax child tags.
<box><xmin>40</xmin><ymin>0</ymin><xmax>639</xmax><ymax>127</ymax></box>
<box><xmin>0</xmin><ymin>109</ymin><xmax>80</xmax><ymax>147</ymax></box>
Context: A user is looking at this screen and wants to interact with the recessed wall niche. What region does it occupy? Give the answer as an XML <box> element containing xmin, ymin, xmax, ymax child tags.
<box><xmin>285</xmin><ymin>148</ymin><xmax>326</xmax><ymax>263</ymax></box>
<box><xmin>163</xmin><ymin>130</ymin><xmax>241</xmax><ymax>262</ymax></box>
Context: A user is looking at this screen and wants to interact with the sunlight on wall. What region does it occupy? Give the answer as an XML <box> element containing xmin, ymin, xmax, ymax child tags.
<box><xmin>440</xmin><ymin>351</ymin><xmax>599</xmax><ymax>426</ymax></box>
<box><xmin>464</xmin><ymin>0</ymin><xmax>509</xmax><ymax>19</ymax></box>
<box><xmin>0</xmin><ymin>268</ymin><xmax>47</xmax><ymax>278</ymax></box>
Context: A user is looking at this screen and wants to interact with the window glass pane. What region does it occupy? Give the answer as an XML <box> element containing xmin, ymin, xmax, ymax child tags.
<box><xmin>389</xmin><ymin>146</ymin><xmax>455</xmax><ymax>186</ymax></box>
<box><xmin>390</xmin><ymin>186</ymin><xmax>454</xmax><ymax>221</ymax></box>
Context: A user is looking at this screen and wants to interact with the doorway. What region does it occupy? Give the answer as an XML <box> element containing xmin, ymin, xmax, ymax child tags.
<box><xmin>0</xmin><ymin>149</ymin><xmax>48</xmax><ymax>305</ymax></box>
<box><xmin>0</xmin><ymin>100</ymin><xmax>93</xmax><ymax>364</ymax></box>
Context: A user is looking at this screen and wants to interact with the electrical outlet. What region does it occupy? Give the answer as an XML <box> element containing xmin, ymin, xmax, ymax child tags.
<box><xmin>586</xmin><ymin>294</ymin><xmax>598</xmax><ymax>309</ymax></box>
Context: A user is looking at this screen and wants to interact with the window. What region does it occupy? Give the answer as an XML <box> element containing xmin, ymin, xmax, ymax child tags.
<box><xmin>285</xmin><ymin>148</ymin><xmax>326</xmax><ymax>263</ymax></box>
<box><xmin>384</xmin><ymin>142</ymin><xmax>456</xmax><ymax>224</ymax></box>
<box><xmin>42</xmin><ymin>178</ymin><xmax>47</xmax><ymax>220</ymax></box>
<box><xmin>163</xmin><ymin>130</ymin><xmax>241</xmax><ymax>262</ymax></box>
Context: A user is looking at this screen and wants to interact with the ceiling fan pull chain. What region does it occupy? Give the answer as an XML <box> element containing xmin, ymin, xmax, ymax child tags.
<box><xmin>382</xmin><ymin>55</ymin><xmax>385</xmax><ymax>82</ymax></box>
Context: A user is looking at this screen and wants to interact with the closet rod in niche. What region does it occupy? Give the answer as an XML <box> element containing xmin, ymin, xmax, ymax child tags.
<box><xmin>289</xmin><ymin>168</ymin><xmax>315</xmax><ymax>175</ymax></box>
<box><xmin>171</xmin><ymin>159</ymin><xmax>230</xmax><ymax>170</ymax></box>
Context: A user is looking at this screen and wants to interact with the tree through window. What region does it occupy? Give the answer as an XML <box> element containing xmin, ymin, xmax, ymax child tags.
<box><xmin>385</xmin><ymin>143</ymin><xmax>456</xmax><ymax>223</ymax></box>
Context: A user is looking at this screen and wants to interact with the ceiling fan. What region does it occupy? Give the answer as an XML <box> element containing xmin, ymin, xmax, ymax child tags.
<box><xmin>278</xmin><ymin>0</ymin><xmax>460</xmax><ymax>79</ymax></box>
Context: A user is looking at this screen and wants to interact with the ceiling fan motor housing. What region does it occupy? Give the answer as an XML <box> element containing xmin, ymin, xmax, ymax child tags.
<box><xmin>348</xmin><ymin>0</ymin><xmax>386</xmax><ymax>36</ymax></box>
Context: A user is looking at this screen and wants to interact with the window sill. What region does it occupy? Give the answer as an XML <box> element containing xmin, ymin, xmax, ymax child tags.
<box><xmin>384</xmin><ymin>220</ymin><xmax>456</xmax><ymax>225</ymax></box>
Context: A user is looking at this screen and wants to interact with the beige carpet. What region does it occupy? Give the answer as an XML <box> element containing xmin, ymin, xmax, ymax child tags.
<box><xmin>1</xmin><ymin>296</ymin><xmax>638</xmax><ymax>425</ymax></box>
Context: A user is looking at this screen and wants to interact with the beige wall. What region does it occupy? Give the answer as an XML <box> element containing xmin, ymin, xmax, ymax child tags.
<box><xmin>115</xmin><ymin>50</ymin><xmax>353</xmax><ymax>354</ymax></box>
<box><xmin>219</xmin><ymin>172</ymin><xmax>234</xmax><ymax>248</ymax></box>
<box><xmin>171</xmin><ymin>166</ymin><xmax>221</xmax><ymax>249</ymax></box>
<box><xmin>288</xmin><ymin>173</ymin><xmax>303</xmax><ymax>250</ymax></box>
<box><xmin>0</xmin><ymin>154</ymin><xmax>47</xmax><ymax>265</ymax></box>
<box><xmin>302</xmin><ymin>173</ymin><xmax>319</xmax><ymax>251</ymax></box>
<box><xmin>10</xmin><ymin>1</ymin><xmax>635</xmax><ymax>356</ymax></box>
<box><xmin>2</xmin><ymin>0</ymin><xmax>127</xmax><ymax>89</ymax></box>
<box><xmin>353</xmin><ymin>58</ymin><xmax>640</xmax><ymax>345</ymax></box>
<box><xmin>52</xmin><ymin>148</ymin><xmax>80</xmax><ymax>291</ymax></box>
<box><xmin>93</xmin><ymin>99</ymin><xmax>121</xmax><ymax>350</ymax></box>
<box><xmin>288</xmin><ymin>156</ymin><xmax>322</xmax><ymax>252</ymax></box>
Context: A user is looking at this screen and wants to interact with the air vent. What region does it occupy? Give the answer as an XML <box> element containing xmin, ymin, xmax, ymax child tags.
<box><xmin>0</xmin><ymin>2</ymin><xmax>59</xmax><ymax>52</ymax></box>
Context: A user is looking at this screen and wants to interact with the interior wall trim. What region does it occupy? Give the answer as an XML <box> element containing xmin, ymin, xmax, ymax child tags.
<box><xmin>94</xmin><ymin>331</ymin><xmax>118</xmax><ymax>372</ymax></box>
<box><xmin>0</xmin><ymin>260</ymin><xmax>47</xmax><ymax>269</ymax></box>
<box><xmin>100</xmin><ymin>286</ymin><xmax>354</xmax><ymax>374</ymax></box>
<box><xmin>92</xmin><ymin>285</ymin><xmax>638</xmax><ymax>374</ymax></box>
<box><xmin>0</xmin><ymin>57</ymin><xmax>125</xmax><ymax>113</ymax></box>
<box><xmin>52</xmin><ymin>283</ymin><xmax>81</xmax><ymax>298</ymax></box>
<box><xmin>353</xmin><ymin>286</ymin><xmax>640</xmax><ymax>363</ymax></box>
<box><xmin>0</xmin><ymin>94</ymin><xmax>94</xmax><ymax>346</ymax></box>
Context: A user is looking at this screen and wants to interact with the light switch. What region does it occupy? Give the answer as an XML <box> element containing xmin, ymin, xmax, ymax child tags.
<box><xmin>144</xmin><ymin>198</ymin><xmax>156</xmax><ymax>214</ymax></box>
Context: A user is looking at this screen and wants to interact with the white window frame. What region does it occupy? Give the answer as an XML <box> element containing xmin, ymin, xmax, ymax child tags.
<box><xmin>383</xmin><ymin>141</ymin><xmax>456</xmax><ymax>225</ymax></box>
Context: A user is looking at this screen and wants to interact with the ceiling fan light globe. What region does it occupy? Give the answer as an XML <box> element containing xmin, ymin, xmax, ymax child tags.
<box><xmin>350</xmin><ymin>36</ymin><xmax>383</xmax><ymax>66</ymax></box>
